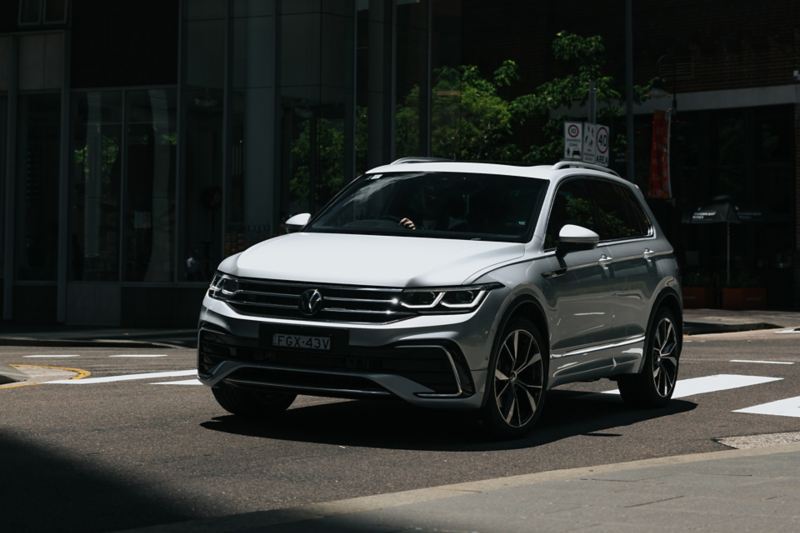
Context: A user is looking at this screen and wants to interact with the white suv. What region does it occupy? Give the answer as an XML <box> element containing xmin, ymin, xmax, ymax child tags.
<box><xmin>198</xmin><ymin>159</ymin><xmax>682</xmax><ymax>437</ymax></box>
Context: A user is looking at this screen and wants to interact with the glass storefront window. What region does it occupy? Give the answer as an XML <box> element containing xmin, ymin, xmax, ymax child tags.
<box><xmin>0</xmin><ymin>95</ymin><xmax>6</xmax><ymax>283</ymax></box>
<box><xmin>16</xmin><ymin>93</ymin><xmax>60</xmax><ymax>280</ymax></box>
<box><xmin>125</xmin><ymin>89</ymin><xmax>176</xmax><ymax>281</ymax></box>
<box><xmin>395</xmin><ymin>0</ymin><xmax>428</xmax><ymax>158</ymax></box>
<box><xmin>69</xmin><ymin>91</ymin><xmax>122</xmax><ymax>281</ymax></box>
<box><xmin>183</xmin><ymin>4</ymin><xmax>225</xmax><ymax>280</ymax></box>
<box><xmin>226</xmin><ymin>9</ymin><xmax>276</xmax><ymax>256</ymax></box>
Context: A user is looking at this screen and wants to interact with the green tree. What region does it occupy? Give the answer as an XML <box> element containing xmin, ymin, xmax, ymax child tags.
<box><xmin>396</xmin><ymin>31</ymin><xmax>649</xmax><ymax>164</ymax></box>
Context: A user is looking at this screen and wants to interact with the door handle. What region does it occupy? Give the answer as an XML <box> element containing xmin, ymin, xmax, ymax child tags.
<box><xmin>598</xmin><ymin>254</ymin><xmax>613</xmax><ymax>267</ymax></box>
<box><xmin>643</xmin><ymin>248</ymin><xmax>655</xmax><ymax>261</ymax></box>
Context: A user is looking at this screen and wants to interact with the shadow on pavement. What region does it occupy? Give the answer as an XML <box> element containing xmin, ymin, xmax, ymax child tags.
<box><xmin>0</xmin><ymin>430</ymin><xmax>198</xmax><ymax>533</ymax></box>
<box><xmin>201</xmin><ymin>390</ymin><xmax>697</xmax><ymax>452</ymax></box>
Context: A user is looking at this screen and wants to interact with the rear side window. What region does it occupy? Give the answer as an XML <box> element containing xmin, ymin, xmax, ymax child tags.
<box><xmin>544</xmin><ymin>179</ymin><xmax>596</xmax><ymax>249</ymax></box>
<box><xmin>587</xmin><ymin>180</ymin><xmax>652</xmax><ymax>241</ymax></box>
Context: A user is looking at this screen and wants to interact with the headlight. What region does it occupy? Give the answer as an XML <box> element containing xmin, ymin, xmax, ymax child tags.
<box><xmin>209</xmin><ymin>272</ymin><xmax>239</xmax><ymax>300</ymax></box>
<box><xmin>399</xmin><ymin>283</ymin><xmax>502</xmax><ymax>313</ymax></box>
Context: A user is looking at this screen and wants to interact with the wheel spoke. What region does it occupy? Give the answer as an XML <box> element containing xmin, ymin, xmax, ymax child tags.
<box><xmin>495</xmin><ymin>368</ymin><xmax>510</xmax><ymax>381</ymax></box>
<box><xmin>496</xmin><ymin>380</ymin><xmax>511</xmax><ymax>398</ymax></box>
<box><xmin>513</xmin><ymin>331</ymin><xmax>520</xmax><ymax>363</ymax></box>
<box><xmin>516</xmin><ymin>351</ymin><xmax>541</xmax><ymax>374</ymax></box>
<box><xmin>516</xmin><ymin>379</ymin><xmax>542</xmax><ymax>390</ymax></box>
<box><xmin>523</xmin><ymin>387</ymin><xmax>538</xmax><ymax>415</ymax></box>
<box><xmin>503</xmin><ymin>340</ymin><xmax>516</xmax><ymax>369</ymax></box>
<box><xmin>504</xmin><ymin>395</ymin><xmax>516</xmax><ymax>423</ymax></box>
<box><xmin>662</xmin><ymin>321</ymin><xmax>674</xmax><ymax>352</ymax></box>
<box><xmin>662</xmin><ymin>355</ymin><xmax>678</xmax><ymax>368</ymax></box>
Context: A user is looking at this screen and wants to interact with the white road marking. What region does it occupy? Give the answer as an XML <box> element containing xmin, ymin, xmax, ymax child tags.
<box><xmin>775</xmin><ymin>328</ymin><xmax>800</xmax><ymax>334</ymax></box>
<box><xmin>49</xmin><ymin>369</ymin><xmax>196</xmax><ymax>384</ymax></box>
<box><xmin>152</xmin><ymin>379</ymin><xmax>202</xmax><ymax>385</ymax></box>
<box><xmin>23</xmin><ymin>354</ymin><xmax>81</xmax><ymax>358</ymax></box>
<box><xmin>735</xmin><ymin>396</ymin><xmax>800</xmax><ymax>418</ymax></box>
<box><xmin>108</xmin><ymin>354</ymin><xmax>168</xmax><ymax>358</ymax></box>
<box><xmin>730</xmin><ymin>359</ymin><xmax>794</xmax><ymax>365</ymax></box>
<box><xmin>603</xmin><ymin>374</ymin><xmax>782</xmax><ymax>398</ymax></box>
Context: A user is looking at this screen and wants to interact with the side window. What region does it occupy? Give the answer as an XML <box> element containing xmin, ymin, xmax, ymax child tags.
<box><xmin>544</xmin><ymin>179</ymin><xmax>595</xmax><ymax>249</ymax></box>
<box><xmin>587</xmin><ymin>181</ymin><xmax>651</xmax><ymax>241</ymax></box>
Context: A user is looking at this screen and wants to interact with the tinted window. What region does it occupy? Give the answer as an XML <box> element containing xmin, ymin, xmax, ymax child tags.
<box><xmin>544</xmin><ymin>179</ymin><xmax>596</xmax><ymax>249</ymax></box>
<box><xmin>587</xmin><ymin>180</ymin><xmax>651</xmax><ymax>241</ymax></box>
<box><xmin>308</xmin><ymin>172</ymin><xmax>547</xmax><ymax>242</ymax></box>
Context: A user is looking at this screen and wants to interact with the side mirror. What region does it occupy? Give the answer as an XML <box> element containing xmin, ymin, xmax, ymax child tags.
<box><xmin>557</xmin><ymin>224</ymin><xmax>599</xmax><ymax>252</ymax></box>
<box><xmin>285</xmin><ymin>213</ymin><xmax>311</xmax><ymax>233</ymax></box>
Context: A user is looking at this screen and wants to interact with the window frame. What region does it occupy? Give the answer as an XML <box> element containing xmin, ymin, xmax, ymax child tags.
<box><xmin>542</xmin><ymin>175</ymin><xmax>655</xmax><ymax>251</ymax></box>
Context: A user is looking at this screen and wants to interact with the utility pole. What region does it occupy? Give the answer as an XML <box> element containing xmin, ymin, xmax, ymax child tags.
<box><xmin>625</xmin><ymin>0</ymin><xmax>635</xmax><ymax>182</ymax></box>
<box><xmin>588</xmin><ymin>79</ymin><xmax>597</xmax><ymax>124</ymax></box>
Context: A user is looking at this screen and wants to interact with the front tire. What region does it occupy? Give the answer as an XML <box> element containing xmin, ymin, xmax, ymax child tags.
<box><xmin>212</xmin><ymin>383</ymin><xmax>296</xmax><ymax>418</ymax></box>
<box><xmin>618</xmin><ymin>307</ymin><xmax>681</xmax><ymax>407</ymax></box>
<box><xmin>481</xmin><ymin>317</ymin><xmax>548</xmax><ymax>439</ymax></box>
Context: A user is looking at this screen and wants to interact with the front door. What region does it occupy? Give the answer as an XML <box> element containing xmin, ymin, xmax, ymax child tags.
<box><xmin>540</xmin><ymin>178</ymin><xmax>621</xmax><ymax>383</ymax></box>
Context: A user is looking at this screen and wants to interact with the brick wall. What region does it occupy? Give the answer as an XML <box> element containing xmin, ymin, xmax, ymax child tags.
<box><xmin>634</xmin><ymin>0</ymin><xmax>800</xmax><ymax>93</ymax></box>
<box><xmin>462</xmin><ymin>0</ymin><xmax>800</xmax><ymax>94</ymax></box>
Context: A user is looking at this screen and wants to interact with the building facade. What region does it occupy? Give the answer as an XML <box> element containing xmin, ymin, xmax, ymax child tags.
<box><xmin>1</xmin><ymin>0</ymin><xmax>798</xmax><ymax>327</ymax></box>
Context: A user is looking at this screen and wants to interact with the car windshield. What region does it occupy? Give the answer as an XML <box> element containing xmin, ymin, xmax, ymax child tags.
<box><xmin>306</xmin><ymin>171</ymin><xmax>548</xmax><ymax>242</ymax></box>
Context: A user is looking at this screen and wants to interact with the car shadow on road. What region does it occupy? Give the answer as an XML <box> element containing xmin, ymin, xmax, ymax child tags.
<box><xmin>200</xmin><ymin>389</ymin><xmax>697</xmax><ymax>452</ymax></box>
<box><xmin>0</xmin><ymin>430</ymin><xmax>199</xmax><ymax>533</ymax></box>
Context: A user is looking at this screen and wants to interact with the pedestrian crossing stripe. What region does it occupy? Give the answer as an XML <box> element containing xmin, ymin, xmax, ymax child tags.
<box><xmin>602</xmin><ymin>374</ymin><xmax>782</xmax><ymax>398</ymax></box>
<box><xmin>734</xmin><ymin>396</ymin><xmax>800</xmax><ymax>418</ymax></box>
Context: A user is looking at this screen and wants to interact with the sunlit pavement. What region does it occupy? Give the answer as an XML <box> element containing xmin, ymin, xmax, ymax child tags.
<box><xmin>1</xmin><ymin>327</ymin><xmax>799</xmax><ymax>531</ymax></box>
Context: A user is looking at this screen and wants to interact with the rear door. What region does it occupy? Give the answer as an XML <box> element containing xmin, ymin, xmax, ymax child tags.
<box><xmin>586</xmin><ymin>180</ymin><xmax>657</xmax><ymax>357</ymax></box>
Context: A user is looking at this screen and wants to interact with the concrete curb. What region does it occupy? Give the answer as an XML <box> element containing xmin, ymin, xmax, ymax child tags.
<box><xmin>0</xmin><ymin>361</ymin><xmax>27</xmax><ymax>384</ymax></box>
<box><xmin>683</xmin><ymin>321</ymin><xmax>780</xmax><ymax>335</ymax></box>
<box><xmin>0</xmin><ymin>336</ymin><xmax>194</xmax><ymax>349</ymax></box>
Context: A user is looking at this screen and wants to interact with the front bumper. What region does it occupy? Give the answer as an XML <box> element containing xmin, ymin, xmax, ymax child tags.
<box><xmin>197</xmin><ymin>291</ymin><xmax>504</xmax><ymax>409</ymax></box>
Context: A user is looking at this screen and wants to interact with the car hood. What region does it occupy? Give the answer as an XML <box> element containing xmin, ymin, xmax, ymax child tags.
<box><xmin>229</xmin><ymin>232</ymin><xmax>525</xmax><ymax>287</ymax></box>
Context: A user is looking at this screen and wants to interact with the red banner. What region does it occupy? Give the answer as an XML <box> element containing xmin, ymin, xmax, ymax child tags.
<box><xmin>648</xmin><ymin>110</ymin><xmax>672</xmax><ymax>199</ymax></box>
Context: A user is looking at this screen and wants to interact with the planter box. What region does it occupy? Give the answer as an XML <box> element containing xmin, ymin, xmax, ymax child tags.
<box><xmin>682</xmin><ymin>286</ymin><xmax>714</xmax><ymax>308</ymax></box>
<box><xmin>721</xmin><ymin>287</ymin><xmax>767</xmax><ymax>310</ymax></box>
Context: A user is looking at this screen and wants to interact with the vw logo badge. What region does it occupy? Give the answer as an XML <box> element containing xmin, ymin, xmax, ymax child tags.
<box><xmin>299</xmin><ymin>288</ymin><xmax>323</xmax><ymax>316</ymax></box>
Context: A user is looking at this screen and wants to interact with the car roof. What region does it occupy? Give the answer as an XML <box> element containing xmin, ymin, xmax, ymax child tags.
<box><xmin>365</xmin><ymin>160</ymin><xmax>626</xmax><ymax>185</ymax></box>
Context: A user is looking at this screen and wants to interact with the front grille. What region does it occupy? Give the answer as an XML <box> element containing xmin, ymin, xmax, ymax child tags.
<box><xmin>223</xmin><ymin>278</ymin><xmax>415</xmax><ymax>324</ymax></box>
<box><xmin>198</xmin><ymin>329</ymin><xmax>472</xmax><ymax>396</ymax></box>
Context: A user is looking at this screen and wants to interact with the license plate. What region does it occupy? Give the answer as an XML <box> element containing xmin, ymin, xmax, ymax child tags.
<box><xmin>272</xmin><ymin>333</ymin><xmax>331</xmax><ymax>351</ymax></box>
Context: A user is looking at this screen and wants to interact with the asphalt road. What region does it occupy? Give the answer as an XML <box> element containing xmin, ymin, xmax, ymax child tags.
<box><xmin>2</xmin><ymin>329</ymin><xmax>799</xmax><ymax>532</ymax></box>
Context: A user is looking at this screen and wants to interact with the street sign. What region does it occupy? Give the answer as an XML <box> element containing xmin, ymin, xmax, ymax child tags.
<box><xmin>563</xmin><ymin>121</ymin><xmax>610</xmax><ymax>167</ymax></box>
<box><xmin>595</xmin><ymin>124</ymin><xmax>609</xmax><ymax>166</ymax></box>
<box><xmin>582</xmin><ymin>123</ymin><xmax>597</xmax><ymax>162</ymax></box>
<box><xmin>563</xmin><ymin>122</ymin><xmax>582</xmax><ymax>160</ymax></box>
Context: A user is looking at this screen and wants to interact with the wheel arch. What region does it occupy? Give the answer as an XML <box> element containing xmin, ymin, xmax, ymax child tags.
<box><xmin>481</xmin><ymin>294</ymin><xmax>551</xmax><ymax>408</ymax></box>
<box><xmin>651</xmin><ymin>287</ymin><xmax>683</xmax><ymax>335</ymax></box>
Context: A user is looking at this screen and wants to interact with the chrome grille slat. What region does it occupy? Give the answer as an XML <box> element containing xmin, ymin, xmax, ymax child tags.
<box><xmin>238</xmin><ymin>290</ymin><xmax>297</xmax><ymax>299</ymax></box>
<box><xmin>234</xmin><ymin>300</ymin><xmax>298</xmax><ymax>310</ymax></box>
<box><xmin>324</xmin><ymin>307</ymin><xmax>403</xmax><ymax>315</ymax></box>
<box><xmin>223</xmin><ymin>278</ymin><xmax>414</xmax><ymax>323</ymax></box>
<box><xmin>324</xmin><ymin>296</ymin><xmax>397</xmax><ymax>304</ymax></box>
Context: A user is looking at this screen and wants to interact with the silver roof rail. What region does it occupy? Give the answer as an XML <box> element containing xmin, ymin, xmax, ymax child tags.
<box><xmin>389</xmin><ymin>156</ymin><xmax>451</xmax><ymax>165</ymax></box>
<box><xmin>552</xmin><ymin>160</ymin><xmax>620</xmax><ymax>177</ymax></box>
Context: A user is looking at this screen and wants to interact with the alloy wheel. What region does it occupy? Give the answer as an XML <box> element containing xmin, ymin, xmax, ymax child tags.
<box><xmin>651</xmin><ymin>317</ymin><xmax>679</xmax><ymax>397</ymax></box>
<box><xmin>494</xmin><ymin>329</ymin><xmax>544</xmax><ymax>428</ymax></box>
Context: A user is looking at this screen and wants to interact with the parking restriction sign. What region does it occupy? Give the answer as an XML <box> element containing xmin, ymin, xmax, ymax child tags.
<box><xmin>563</xmin><ymin>122</ymin><xmax>582</xmax><ymax>160</ymax></box>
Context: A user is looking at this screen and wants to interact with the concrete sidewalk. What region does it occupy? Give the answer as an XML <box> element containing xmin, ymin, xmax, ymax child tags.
<box><xmin>134</xmin><ymin>442</ymin><xmax>800</xmax><ymax>532</ymax></box>
<box><xmin>684</xmin><ymin>308</ymin><xmax>800</xmax><ymax>335</ymax></box>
